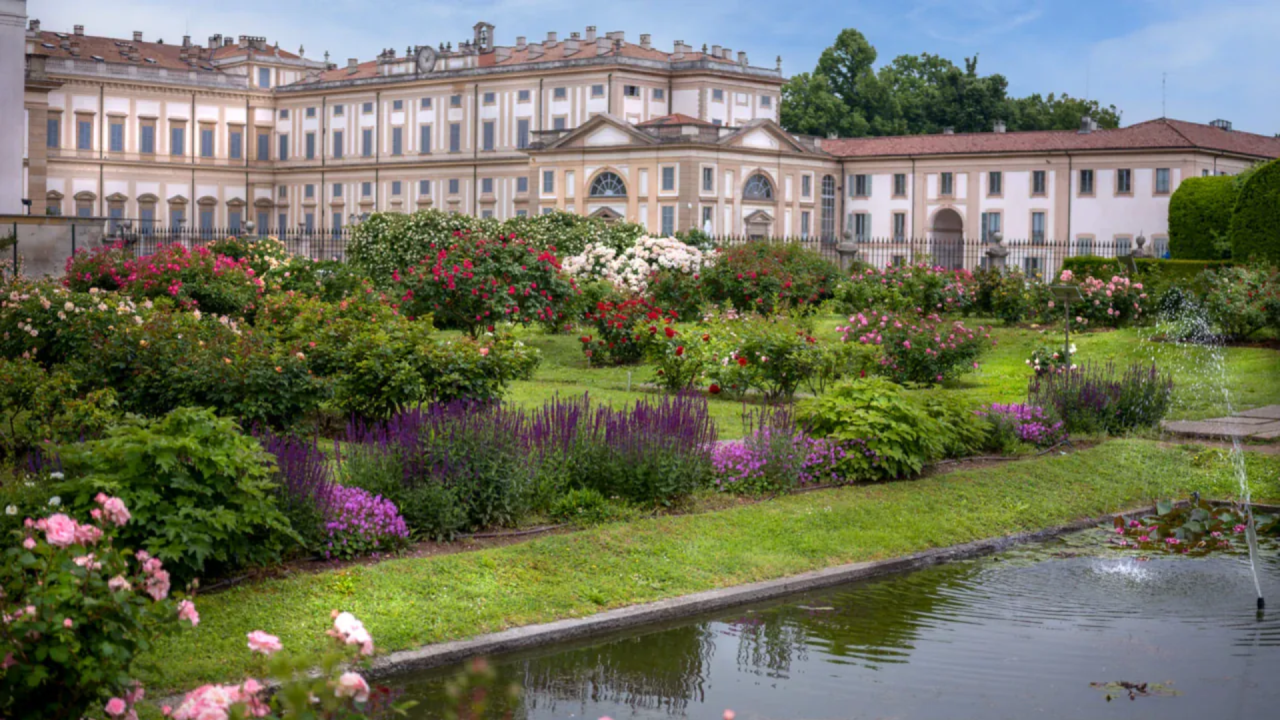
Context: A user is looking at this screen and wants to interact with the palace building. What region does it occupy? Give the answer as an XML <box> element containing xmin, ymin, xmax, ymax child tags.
<box><xmin>16</xmin><ymin>16</ymin><xmax>1280</xmax><ymax>252</ymax></box>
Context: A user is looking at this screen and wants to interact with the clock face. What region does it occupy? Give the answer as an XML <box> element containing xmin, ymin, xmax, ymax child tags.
<box><xmin>415</xmin><ymin>46</ymin><xmax>437</xmax><ymax>73</ymax></box>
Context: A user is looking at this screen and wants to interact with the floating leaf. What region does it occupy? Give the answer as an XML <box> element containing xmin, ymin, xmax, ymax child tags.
<box><xmin>1157</xmin><ymin>499</ymin><xmax>1174</xmax><ymax>516</ymax></box>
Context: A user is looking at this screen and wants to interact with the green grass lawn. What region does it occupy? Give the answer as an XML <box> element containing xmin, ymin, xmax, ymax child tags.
<box><xmin>138</xmin><ymin>439</ymin><xmax>1280</xmax><ymax>694</ymax></box>
<box><xmin>499</xmin><ymin>317</ymin><xmax>1280</xmax><ymax>438</ymax></box>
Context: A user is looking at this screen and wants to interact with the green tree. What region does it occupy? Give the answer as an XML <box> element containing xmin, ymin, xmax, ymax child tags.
<box><xmin>780</xmin><ymin>72</ymin><xmax>864</xmax><ymax>137</ymax></box>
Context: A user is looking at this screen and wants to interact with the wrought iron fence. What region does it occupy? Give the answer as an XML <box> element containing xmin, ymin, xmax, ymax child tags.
<box><xmin>114</xmin><ymin>225</ymin><xmax>354</xmax><ymax>261</ymax></box>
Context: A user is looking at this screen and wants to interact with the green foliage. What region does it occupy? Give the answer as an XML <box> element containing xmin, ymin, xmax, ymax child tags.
<box><xmin>700</xmin><ymin>242</ymin><xmax>840</xmax><ymax>314</ymax></box>
<box><xmin>0</xmin><ymin>500</ymin><xmax>194</xmax><ymax>720</ymax></box>
<box><xmin>1168</xmin><ymin>176</ymin><xmax>1238</xmax><ymax>259</ymax></box>
<box><xmin>798</xmin><ymin>377</ymin><xmax>976</xmax><ymax>480</ymax></box>
<box><xmin>262</xmin><ymin>257</ymin><xmax>372</xmax><ymax>302</ymax></box>
<box><xmin>1199</xmin><ymin>264</ymin><xmax>1280</xmax><ymax>340</ymax></box>
<box><xmin>55</xmin><ymin>407</ymin><xmax>299</xmax><ymax>583</ymax></box>
<box><xmin>549</xmin><ymin>487</ymin><xmax>634</xmax><ymax>526</ymax></box>
<box><xmin>0</xmin><ymin>357</ymin><xmax>119</xmax><ymax>460</ymax></box>
<box><xmin>701</xmin><ymin>311</ymin><xmax>831</xmax><ymax>401</ymax></box>
<box><xmin>1228</xmin><ymin>158</ymin><xmax>1280</xmax><ymax>263</ymax></box>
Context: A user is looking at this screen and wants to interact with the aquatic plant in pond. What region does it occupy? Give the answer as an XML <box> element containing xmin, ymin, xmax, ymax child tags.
<box><xmin>1106</xmin><ymin>497</ymin><xmax>1278</xmax><ymax>556</ymax></box>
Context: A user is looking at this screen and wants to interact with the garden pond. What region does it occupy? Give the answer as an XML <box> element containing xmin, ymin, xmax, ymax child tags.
<box><xmin>391</xmin><ymin>528</ymin><xmax>1280</xmax><ymax>719</ymax></box>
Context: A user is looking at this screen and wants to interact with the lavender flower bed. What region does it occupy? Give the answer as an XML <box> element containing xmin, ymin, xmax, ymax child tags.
<box><xmin>975</xmin><ymin>403</ymin><xmax>1067</xmax><ymax>448</ymax></box>
<box><xmin>320</xmin><ymin>485</ymin><xmax>410</xmax><ymax>560</ymax></box>
<box><xmin>711</xmin><ymin>408</ymin><xmax>850</xmax><ymax>494</ymax></box>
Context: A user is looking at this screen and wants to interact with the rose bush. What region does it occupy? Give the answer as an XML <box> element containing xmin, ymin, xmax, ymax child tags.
<box><xmin>697</xmin><ymin>242</ymin><xmax>841</xmax><ymax>315</ymax></box>
<box><xmin>1198</xmin><ymin>264</ymin><xmax>1280</xmax><ymax>340</ymax></box>
<box><xmin>0</xmin><ymin>495</ymin><xmax>197</xmax><ymax>720</ymax></box>
<box><xmin>579</xmin><ymin>297</ymin><xmax>677</xmax><ymax>365</ymax></box>
<box><xmin>835</xmin><ymin>262</ymin><xmax>974</xmax><ymax>315</ymax></box>
<box><xmin>562</xmin><ymin>236</ymin><xmax>712</xmax><ymax>295</ymax></box>
<box><xmin>840</xmin><ymin>310</ymin><xmax>993</xmax><ymax>386</ymax></box>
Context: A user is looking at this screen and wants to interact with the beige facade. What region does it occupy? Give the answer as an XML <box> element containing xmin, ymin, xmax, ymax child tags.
<box><xmin>18</xmin><ymin>19</ymin><xmax>1280</xmax><ymax>246</ymax></box>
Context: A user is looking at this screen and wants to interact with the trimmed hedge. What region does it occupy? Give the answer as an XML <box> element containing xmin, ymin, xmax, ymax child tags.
<box><xmin>1168</xmin><ymin>175</ymin><xmax>1236</xmax><ymax>259</ymax></box>
<box><xmin>1229</xmin><ymin>158</ymin><xmax>1280</xmax><ymax>263</ymax></box>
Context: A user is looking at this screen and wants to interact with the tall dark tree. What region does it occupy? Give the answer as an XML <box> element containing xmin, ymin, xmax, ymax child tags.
<box><xmin>781</xmin><ymin>29</ymin><xmax>1121</xmax><ymax>138</ymax></box>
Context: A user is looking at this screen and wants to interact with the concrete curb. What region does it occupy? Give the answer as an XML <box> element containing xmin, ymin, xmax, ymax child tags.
<box><xmin>364</xmin><ymin>509</ymin><xmax>1125</xmax><ymax>681</ymax></box>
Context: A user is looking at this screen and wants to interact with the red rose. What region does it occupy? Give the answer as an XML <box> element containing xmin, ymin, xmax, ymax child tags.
<box><xmin>702</xmin><ymin>334</ymin><xmax>711</xmax><ymax>342</ymax></box>
<box><xmin>664</xmin><ymin>326</ymin><xmax>677</xmax><ymax>338</ymax></box>
<box><xmin>737</xmin><ymin>356</ymin><xmax>748</xmax><ymax>367</ymax></box>
<box><xmin>708</xmin><ymin>383</ymin><xmax>721</xmax><ymax>395</ymax></box>
<box><xmin>675</xmin><ymin>346</ymin><xmax>684</xmax><ymax>356</ymax></box>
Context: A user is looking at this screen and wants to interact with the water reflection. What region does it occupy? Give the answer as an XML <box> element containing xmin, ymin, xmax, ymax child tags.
<box><xmin>394</xmin><ymin>533</ymin><xmax>1280</xmax><ymax>720</ymax></box>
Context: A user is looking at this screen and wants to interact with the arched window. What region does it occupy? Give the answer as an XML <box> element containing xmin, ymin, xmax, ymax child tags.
<box><xmin>743</xmin><ymin>173</ymin><xmax>774</xmax><ymax>201</ymax></box>
<box><xmin>589</xmin><ymin>171</ymin><xmax>627</xmax><ymax>198</ymax></box>
<box><xmin>820</xmin><ymin>175</ymin><xmax>836</xmax><ymax>240</ymax></box>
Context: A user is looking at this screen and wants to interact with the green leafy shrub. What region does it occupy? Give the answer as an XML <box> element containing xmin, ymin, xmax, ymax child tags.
<box><xmin>648</xmin><ymin>267</ymin><xmax>709</xmax><ymax>319</ymax></box>
<box><xmin>701</xmin><ymin>311</ymin><xmax>831</xmax><ymax>400</ymax></box>
<box><xmin>0</xmin><ymin>281</ymin><xmax>150</xmax><ymax>367</ymax></box>
<box><xmin>55</xmin><ymin>407</ymin><xmax>299</xmax><ymax>583</ymax></box>
<box><xmin>262</xmin><ymin>257</ymin><xmax>372</xmax><ymax>302</ymax></box>
<box><xmin>1228</xmin><ymin>158</ymin><xmax>1280</xmax><ymax>263</ymax></box>
<box><xmin>699</xmin><ymin>242</ymin><xmax>840</xmax><ymax>314</ymax></box>
<box><xmin>0</xmin><ymin>496</ymin><xmax>197</xmax><ymax>720</ymax></box>
<box><xmin>799</xmin><ymin>377</ymin><xmax>972</xmax><ymax>480</ymax></box>
<box><xmin>0</xmin><ymin>357</ymin><xmax>119</xmax><ymax>460</ymax></box>
<box><xmin>549</xmin><ymin>487</ymin><xmax>634</xmax><ymax>526</ymax></box>
<box><xmin>1168</xmin><ymin>175</ymin><xmax>1238</xmax><ymax>259</ymax></box>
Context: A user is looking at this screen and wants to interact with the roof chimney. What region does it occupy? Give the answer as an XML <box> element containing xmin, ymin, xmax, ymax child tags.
<box><xmin>515</xmin><ymin>36</ymin><xmax>526</xmax><ymax>49</ymax></box>
<box><xmin>224</xmin><ymin>37</ymin><xmax>233</xmax><ymax>47</ymax></box>
<box><xmin>711</xmin><ymin>44</ymin><xmax>721</xmax><ymax>57</ymax></box>
<box><xmin>68</xmin><ymin>38</ymin><xmax>80</xmax><ymax>56</ymax></box>
<box><xmin>673</xmin><ymin>40</ymin><xmax>685</xmax><ymax>60</ymax></box>
<box><xmin>585</xmin><ymin>26</ymin><xmax>597</xmax><ymax>42</ymax></box>
<box><xmin>1078</xmin><ymin>115</ymin><xmax>1095</xmax><ymax>134</ymax></box>
<box><xmin>347</xmin><ymin>58</ymin><xmax>358</xmax><ymax>73</ymax></box>
<box><xmin>722</xmin><ymin>47</ymin><xmax>732</xmax><ymax>60</ymax></box>
<box><xmin>133</xmin><ymin>30</ymin><xmax>143</xmax><ymax>42</ymax></box>
<box><xmin>528</xmin><ymin>42</ymin><xmax>544</xmax><ymax>59</ymax></box>
<box><xmin>640</xmin><ymin>33</ymin><xmax>651</xmax><ymax>50</ymax></box>
<box><xmin>73</xmin><ymin>24</ymin><xmax>84</xmax><ymax>36</ymax></box>
<box><xmin>28</xmin><ymin>19</ymin><xmax>39</xmax><ymax>32</ymax></box>
<box><xmin>182</xmin><ymin>35</ymin><xmax>191</xmax><ymax>47</ymax></box>
<box><xmin>1210</xmin><ymin>118</ymin><xmax>1232</xmax><ymax>132</ymax></box>
<box><xmin>993</xmin><ymin>120</ymin><xmax>1006</xmax><ymax>133</ymax></box>
<box><xmin>545</xmin><ymin>31</ymin><xmax>557</xmax><ymax>46</ymax></box>
<box><xmin>738</xmin><ymin>50</ymin><xmax>747</xmax><ymax>65</ymax></box>
<box><xmin>606</xmin><ymin>31</ymin><xmax>624</xmax><ymax>43</ymax></box>
<box><xmin>564</xmin><ymin>35</ymin><xmax>579</xmax><ymax>55</ymax></box>
<box><xmin>942</xmin><ymin>126</ymin><xmax>955</xmax><ymax>135</ymax></box>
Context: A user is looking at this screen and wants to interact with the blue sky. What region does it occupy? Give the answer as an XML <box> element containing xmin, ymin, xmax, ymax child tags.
<box><xmin>30</xmin><ymin>0</ymin><xmax>1280</xmax><ymax>135</ymax></box>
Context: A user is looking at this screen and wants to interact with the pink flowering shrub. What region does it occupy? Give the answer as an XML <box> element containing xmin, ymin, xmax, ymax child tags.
<box><xmin>168</xmin><ymin>610</ymin><xmax>406</xmax><ymax>719</ymax></box>
<box><xmin>1048</xmin><ymin>269</ymin><xmax>1150</xmax><ymax>328</ymax></box>
<box><xmin>65</xmin><ymin>242</ymin><xmax>264</xmax><ymax>318</ymax></box>
<box><xmin>320</xmin><ymin>485</ymin><xmax>411</xmax><ymax>560</ymax></box>
<box><xmin>0</xmin><ymin>495</ymin><xmax>197</xmax><ymax>720</ymax></box>
<box><xmin>840</xmin><ymin>310</ymin><xmax>993</xmax><ymax>386</ymax></box>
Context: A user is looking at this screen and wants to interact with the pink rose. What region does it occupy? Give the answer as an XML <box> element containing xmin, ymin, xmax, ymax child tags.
<box><xmin>108</xmin><ymin>575</ymin><xmax>132</xmax><ymax>593</ymax></box>
<box><xmin>21</xmin><ymin>537</ymin><xmax>35</xmax><ymax>550</ymax></box>
<box><xmin>178</xmin><ymin>600</ymin><xmax>200</xmax><ymax>627</ymax></box>
<box><xmin>334</xmin><ymin>671</ymin><xmax>370</xmax><ymax>702</ymax></box>
<box><xmin>104</xmin><ymin>697</ymin><xmax>128</xmax><ymax>717</ymax></box>
<box><xmin>74</xmin><ymin>523</ymin><xmax>103</xmax><ymax>545</ymax></box>
<box><xmin>246</xmin><ymin>630</ymin><xmax>282</xmax><ymax>655</ymax></box>
<box><xmin>43</xmin><ymin>513</ymin><xmax>78</xmax><ymax>548</ymax></box>
<box><xmin>99</xmin><ymin>496</ymin><xmax>131</xmax><ymax>527</ymax></box>
<box><xmin>63</xmin><ymin>618</ymin><xmax>73</xmax><ymax>629</ymax></box>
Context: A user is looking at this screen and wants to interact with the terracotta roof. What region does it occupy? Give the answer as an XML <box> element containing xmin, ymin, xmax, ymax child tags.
<box><xmin>820</xmin><ymin>118</ymin><xmax>1280</xmax><ymax>160</ymax></box>
<box><xmin>488</xmin><ymin>39</ymin><xmax>736</xmax><ymax>68</ymax></box>
<box><xmin>31</xmin><ymin>30</ymin><xmax>300</xmax><ymax>73</ymax></box>
<box><xmin>312</xmin><ymin>59</ymin><xmax>382</xmax><ymax>83</ymax></box>
<box><xmin>636</xmin><ymin>113</ymin><xmax>716</xmax><ymax>128</ymax></box>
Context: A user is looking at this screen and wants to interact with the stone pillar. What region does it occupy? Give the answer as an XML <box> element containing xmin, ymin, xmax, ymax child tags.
<box><xmin>1130</xmin><ymin>232</ymin><xmax>1154</xmax><ymax>259</ymax></box>
<box><xmin>0</xmin><ymin>1</ymin><xmax>27</xmax><ymax>214</ymax></box>
<box><xmin>835</xmin><ymin>226</ymin><xmax>860</xmax><ymax>272</ymax></box>
<box><xmin>984</xmin><ymin>232</ymin><xmax>1009</xmax><ymax>270</ymax></box>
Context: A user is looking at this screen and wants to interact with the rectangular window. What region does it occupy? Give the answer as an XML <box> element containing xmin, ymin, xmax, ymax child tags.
<box><xmin>893</xmin><ymin>173</ymin><xmax>907</xmax><ymax>197</ymax></box>
<box><xmin>1032</xmin><ymin>170</ymin><xmax>1046</xmax><ymax>196</ymax></box>
<box><xmin>229</xmin><ymin>128</ymin><xmax>243</xmax><ymax>159</ymax></box>
<box><xmin>516</xmin><ymin>209</ymin><xmax>528</xmax><ymax>217</ymax></box>
<box><xmin>1115</xmin><ymin>235</ymin><xmax>1132</xmax><ymax>257</ymax></box>
<box><xmin>939</xmin><ymin>172</ymin><xmax>953</xmax><ymax>196</ymax></box>
<box><xmin>624</xmin><ymin>85</ymin><xmax>640</xmax><ymax>97</ymax></box>
<box><xmin>893</xmin><ymin>212</ymin><xmax>906</xmax><ymax>241</ymax></box>
<box><xmin>279</xmin><ymin>109</ymin><xmax>289</xmax><ymax>120</ymax></box>
<box><xmin>661</xmin><ymin>166</ymin><xmax>675</xmax><ymax>192</ymax></box>
<box><xmin>254</xmin><ymin>211</ymin><xmax>267</xmax><ymax>235</ymax></box>
<box><xmin>333</xmin><ymin>183</ymin><xmax>343</xmax><ymax>198</ymax></box>
<box><xmin>553</xmin><ymin>87</ymin><xmax>567</xmax><ymax>100</ymax></box>
<box><xmin>801</xmin><ymin>174</ymin><xmax>811</xmax><ymax>198</ymax></box>
<box><xmin>332</xmin><ymin>129</ymin><xmax>344</xmax><ymax>158</ymax></box>
<box><xmin>1079</xmin><ymin>169</ymin><xmax>1094</xmax><ymax>195</ymax></box>
<box><xmin>449</xmin><ymin>123</ymin><xmax>461</xmax><ymax>153</ymax></box>
<box><xmin>361</xmin><ymin>129</ymin><xmax>373</xmax><ymax>157</ymax></box>
<box><xmin>277</xmin><ymin>212</ymin><xmax>286</xmax><ymax>231</ymax></box>
<box><xmin>1155</xmin><ymin>168</ymin><xmax>1171</xmax><ymax>194</ymax></box>
<box><xmin>305</xmin><ymin>132</ymin><xmax>316</xmax><ymax>160</ymax></box>
<box><xmin>391</xmin><ymin>127</ymin><xmax>403</xmax><ymax>155</ymax></box>
<box><xmin>304</xmin><ymin>213</ymin><xmax>314</xmax><ymax>232</ymax></box>
<box><xmin>542</xmin><ymin>169</ymin><xmax>555</xmax><ymax>194</ymax></box>
<box><xmin>332</xmin><ymin>212</ymin><xmax>343</xmax><ymax>236</ymax></box>
<box><xmin>553</xmin><ymin>117</ymin><xmax>566</xmax><ymax>131</ymax></box>
<box><xmin>483</xmin><ymin>92</ymin><xmax>496</xmax><ymax>104</ymax></box>
<box><xmin>199</xmin><ymin>209</ymin><xmax>214</xmax><ymax>236</ymax></box>
<box><xmin>450</xmin><ymin>94</ymin><xmax>462</xmax><ymax>107</ymax></box>
<box><xmin>481</xmin><ymin>177</ymin><xmax>493</xmax><ymax>194</ymax></box>
<box><xmin>333</xmin><ymin>104</ymin><xmax>345</xmax><ymax>116</ymax></box>
<box><xmin>140</xmin><ymin>123</ymin><xmax>156</xmax><ymax>154</ymax></box>
<box><xmin>256</xmin><ymin>131</ymin><xmax>268</xmax><ymax>161</ymax></box>
<box><xmin>361</xmin><ymin>182</ymin><xmax>372</xmax><ymax>197</ymax></box>
<box><xmin>306</xmin><ymin>107</ymin><xmax>317</xmax><ymax>118</ymax></box>
<box><xmin>800</xmin><ymin>210</ymin><xmax>810</xmax><ymax>238</ymax></box>
<box><xmin>106</xmin><ymin>119</ymin><xmax>123</xmax><ymax>152</ymax></box>
<box><xmin>541</xmin><ymin>207</ymin><xmax>553</xmax><ymax>215</ymax></box>
<box><xmin>139</xmin><ymin>206</ymin><xmax>154</xmax><ymax>232</ymax></box>
<box><xmin>517</xmin><ymin>119</ymin><xmax>530</xmax><ymax>149</ymax></box>
<box><xmin>448</xmin><ymin>178</ymin><xmax>460</xmax><ymax>195</ymax></box>
<box><xmin>516</xmin><ymin>176</ymin><xmax>528</xmax><ymax>193</ymax></box>
<box><xmin>46</xmin><ymin>116</ymin><xmax>60</xmax><ymax>148</ymax></box>
<box><xmin>391</xmin><ymin>181</ymin><xmax>402</xmax><ymax>195</ymax></box>
<box><xmin>854</xmin><ymin>213</ymin><xmax>870</xmax><ymax>240</ymax></box>
<box><xmin>170</xmin><ymin>125</ymin><xmax>185</xmax><ymax>156</ymax></box>
<box><xmin>653</xmin><ymin>88</ymin><xmax>665</xmax><ymax>101</ymax></box>
<box><xmin>199</xmin><ymin>126</ymin><xmax>214</xmax><ymax>158</ymax></box>
<box><xmin>392</xmin><ymin>99</ymin><xmax>403</xmax><ymax>111</ymax></box>
<box><xmin>702</xmin><ymin>206</ymin><xmax>714</xmax><ymax>230</ymax></box>
<box><xmin>1032</xmin><ymin>212</ymin><xmax>1046</xmax><ymax>244</ymax></box>
<box><xmin>980</xmin><ymin>211</ymin><xmax>1001</xmax><ymax>243</ymax></box>
<box><xmin>517</xmin><ymin>89</ymin><xmax>530</xmax><ymax>103</ymax></box>
<box><xmin>482</xmin><ymin>121</ymin><xmax>495</xmax><ymax>151</ymax></box>
<box><xmin>420</xmin><ymin>97</ymin><xmax>432</xmax><ymax>110</ymax></box>
<box><xmin>1116</xmin><ymin>168</ymin><xmax>1132</xmax><ymax>194</ymax></box>
<box><xmin>278</xmin><ymin>133</ymin><xmax>289</xmax><ymax>161</ymax></box>
<box><xmin>362</xmin><ymin>102</ymin><xmax>374</xmax><ymax>114</ymax></box>
<box><xmin>988</xmin><ymin>171</ymin><xmax>1002</xmax><ymax>196</ymax></box>
<box><xmin>712</xmin><ymin>89</ymin><xmax>724</xmax><ymax>102</ymax></box>
<box><xmin>762</xmin><ymin>95</ymin><xmax>774</xmax><ymax>108</ymax></box>
<box><xmin>258</xmin><ymin>67</ymin><xmax>271</xmax><ymax>88</ymax></box>
<box><xmin>279</xmin><ymin>185</ymin><xmax>288</xmax><ymax>199</ymax></box>
<box><xmin>481</xmin><ymin>209</ymin><xmax>494</xmax><ymax>219</ymax></box>
<box><xmin>418</xmin><ymin>179</ymin><xmax>430</xmax><ymax>195</ymax></box>
<box><xmin>661</xmin><ymin>206</ymin><xmax>675</xmax><ymax>236</ymax></box>
<box><xmin>304</xmin><ymin>184</ymin><xmax>315</xmax><ymax>199</ymax></box>
<box><xmin>419</xmin><ymin>125</ymin><xmax>432</xmax><ymax>153</ymax></box>
<box><xmin>75</xmin><ymin>117</ymin><xmax>93</xmax><ymax>150</ymax></box>
<box><xmin>854</xmin><ymin>174</ymin><xmax>870</xmax><ymax>197</ymax></box>
<box><xmin>703</xmin><ymin>167</ymin><xmax>715</xmax><ymax>193</ymax></box>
